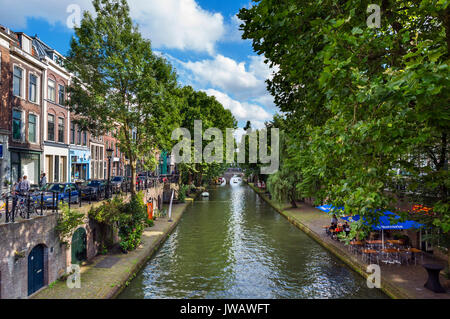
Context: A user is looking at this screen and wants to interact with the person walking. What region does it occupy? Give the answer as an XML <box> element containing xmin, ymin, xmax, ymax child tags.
<box><xmin>40</xmin><ymin>173</ymin><xmax>47</xmax><ymax>190</ymax></box>
<box><xmin>12</xmin><ymin>177</ymin><xmax>22</xmax><ymax>195</ymax></box>
<box><xmin>19</xmin><ymin>175</ymin><xmax>30</xmax><ymax>194</ymax></box>
<box><xmin>12</xmin><ymin>177</ymin><xmax>22</xmax><ymax>215</ymax></box>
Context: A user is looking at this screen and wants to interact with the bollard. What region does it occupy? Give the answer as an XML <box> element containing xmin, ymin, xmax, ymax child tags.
<box><xmin>5</xmin><ymin>196</ymin><xmax>9</xmax><ymax>223</ymax></box>
<box><xmin>68</xmin><ymin>188</ymin><xmax>71</xmax><ymax>209</ymax></box>
<box><xmin>40</xmin><ymin>192</ymin><xmax>44</xmax><ymax>216</ymax></box>
<box><xmin>56</xmin><ymin>192</ymin><xmax>59</xmax><ymax>213</ymax></box>
<box><xmin>89</xmin><ymin>188</ymin><xmax>92</xmax><ymax>205</ymax></box>
<box><xmin>52</xmin><ymin>192</ymin><xmax>56</xmax><ymax>212</ymax></box>
<box><xmin>27</xmin><ymin>193</ymin><xmax>31</xmax><ymax>219</ymax></box>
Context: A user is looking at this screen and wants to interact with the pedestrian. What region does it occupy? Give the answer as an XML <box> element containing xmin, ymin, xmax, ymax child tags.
<box><xmin>19</xmin><ymin>175</ymin><xmax>30</xmax><ymax>193</ymax></box>
<box><xmin>40</xmin><ymin>172</ymin><xmax>47</xmax><ymax>189</ymax></box>
<box><xmin>12</xmin><ymin>177</ymin><xmax>22</xmax><ymax>195</ymax></box>
<box><xmin>12</xmin><ymin>177</ymin><xmax>22</xmax><ymax>212</ymax></box>
<box><xmin>344</xmin><ymin>222</ymin><xmax>351</xmax><ymax>236</ymax></box>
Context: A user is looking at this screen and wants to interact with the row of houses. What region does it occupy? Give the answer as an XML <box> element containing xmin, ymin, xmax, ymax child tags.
<box><xmin>0</xmin><ymin>25</ymin><xmax>128</xmax><ymax>191</ymax></box>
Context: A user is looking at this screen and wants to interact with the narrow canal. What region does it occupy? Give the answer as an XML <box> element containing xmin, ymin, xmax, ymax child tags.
<box><xmin>119</xmin><ymin>184</ymin><xmax>387</xmax><ymax>299</ymax></box>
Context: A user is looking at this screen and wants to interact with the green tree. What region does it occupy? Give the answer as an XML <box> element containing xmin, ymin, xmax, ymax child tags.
<box><xmin>176</xmin><ymin>86</ymin><xmax>237</xmax><ymax>186</ymax></box>
<box><xmin>239</xmin><ymin>1</ymin><xmax>449</xmax><ymax>250</ymax></box>
<box><xmin>66</xmin><ymin>0</ymin><xmax>180</xmax><ymax>194</ymax></box>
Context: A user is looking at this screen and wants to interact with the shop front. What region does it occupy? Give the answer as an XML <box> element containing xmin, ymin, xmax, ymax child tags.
<box><xmin>9</xmin><ymin>148</ymin><xmax>41</xmax><ymax>186</ymax></box>
<box><xmin>69</xmin><ymin>149</ymin><xmax>90</xmax><ymax>183</ymax></box>
<box><xmin>44</xmin><ymin>145</ymin><xmax>69</xmax><ymax>183</ymax></box>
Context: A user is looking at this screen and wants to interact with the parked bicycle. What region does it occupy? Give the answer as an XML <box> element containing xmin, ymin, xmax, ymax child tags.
<box><xmin>12</xmin><ymin>192</ymin><xmax>45</xmax><ymax>220</ymax></box>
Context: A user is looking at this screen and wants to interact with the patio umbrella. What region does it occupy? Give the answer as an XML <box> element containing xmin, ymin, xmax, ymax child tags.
<box><xmin>341</xmin><ymin>211</ymin><xmax>423</xmax><ymax>249</ymax></box>
<box><xmin>316</xmin><ymin>205</ymin><xmax>344</xmax><ymax>214</ymax></box>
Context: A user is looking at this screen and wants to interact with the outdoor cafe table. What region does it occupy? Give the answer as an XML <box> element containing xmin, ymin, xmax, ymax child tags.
<box><xmin>405</xmin><ymin>248</ymin><xmax>423</xmax><ymax>265</ymax></box>
<box><xmin>350</xmin><ymin>241</ymin><xmax>364</xmax><ymax>254</ymax></box>
<box><xmin>423</xmin><ymin>264</ymin><xmax>446</xmax><ymax>293</ymax></box>
<box><xmin>381</xmin><ymin>248</ymin><xmax>401</xmax><ymax>265</ymax></box>
<box><xmin>387</xmin><ymin>240</ymin><xmax>405</xmax><ymax>246</ymax></box>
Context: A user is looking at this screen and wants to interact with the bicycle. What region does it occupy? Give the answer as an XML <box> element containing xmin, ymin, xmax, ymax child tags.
<box><xmin>154</xmin><ymin>208</ymin><xmax>167</xmax><ymax>219</ymax></box>
<box><xmin>12</xmin><ymin>192</ymin><xmax>44</xmax><ymax>219</ymax></box>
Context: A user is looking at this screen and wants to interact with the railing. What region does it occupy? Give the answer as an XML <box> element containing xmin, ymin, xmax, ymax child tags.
<box><xmin>0</xmin><ymin>176</ymin><xmax>171</xmax><ymax>224</ymax></box>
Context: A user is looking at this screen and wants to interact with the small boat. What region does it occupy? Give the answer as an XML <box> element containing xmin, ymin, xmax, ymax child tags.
<box><xmin>201</xmin><ymin>192</ymin><xmax>210</xmax><ymax>197</ymax></box>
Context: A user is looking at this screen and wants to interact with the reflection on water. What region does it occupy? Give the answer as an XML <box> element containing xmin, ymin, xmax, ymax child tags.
<box><xmin>119</xmin><ymin>185</ymin><xmax>387</xmax><ymax>299</ymax></box>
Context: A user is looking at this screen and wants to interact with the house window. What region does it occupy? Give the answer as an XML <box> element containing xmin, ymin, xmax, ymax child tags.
<box><xmin>28</xmin><ymin>114</ymin><xmax>37</xmax><ymax>143</ymax></box>
<box><xmin>77</xmin><ymin>127</ymin><xmax>82</xmax><ymax>145</ymax></box>
<box><xmin>82</xmin><ymin>131</ymin><xmax>87</xmax><ymax>146</ymax></box>
<box><xmin>29</xmin><ymin>74</ymin><xmax>37</xmax><ymax>103</ymax></box>
<box><xmin>70</xmin><ymin>122</ymin><xmax>75</xmax><ymax>144</ymax></box>
<box><xmin>58</xmin><ymin>85</ymin><xmax>65</xmax><ymax>105</ymax></box>
<box><xmin>48</xmin><ymin>114</ymin><xmax>55</xmax><ymax>141</ymax></box>
<box><xmin>48</xmin><ymin>79</ymin><xmax>56</xmax><ymax>102</ymax></box>
<box><xmin>12</xmin><ymin>110</ymin><xmax>22</xmax><ymax>140</ymax></box>
<box><xmin>13</xmin><ymin>66</ymin><xmax>23</xmax><ymax>97</ymax></box>
<box><xmin>58</xmin><ymin>117</ymin><xmax>65</xmax><ymax>143</ymax></box>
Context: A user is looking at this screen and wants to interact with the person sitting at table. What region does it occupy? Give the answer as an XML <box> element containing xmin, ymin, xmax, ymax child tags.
<box><xmin>343</xmin><ymin>222</ymin><xmax>351</xmax><ymax>236</ymax></box>
<box><xmin>331</xmin><ymin>214</ymin><xmax>338</xmax><ymax>225</ymax></box>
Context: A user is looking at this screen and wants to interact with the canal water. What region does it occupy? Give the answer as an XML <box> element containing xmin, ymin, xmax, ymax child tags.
<box><xmin>119</xmin><ymin>184</ymin><xmax>387</xmax><ymax>299</ymax></box>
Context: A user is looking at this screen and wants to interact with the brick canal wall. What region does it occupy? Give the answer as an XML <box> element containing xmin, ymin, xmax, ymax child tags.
<box><xmin>0</xmin><ymin>184</ymin><xmax>164</xmax><ymax>299</ymax></box>
<box><xmin>0</xmin><ymin>213</ymin><xmax>66</xmax><ymax>299</ymax></box>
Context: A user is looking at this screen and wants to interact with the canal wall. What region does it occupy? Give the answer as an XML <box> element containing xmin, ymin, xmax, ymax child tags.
<box><xmin>32</xmin><ymin>195</ymin><xmax>195</xmax><ymax>299</ymax></box>
<box><xmin>247</xmin><ymin>183</ymin><xmax>413</xmax><ymax>299</ymax></box>
<box><xmin>0</xmin><ymin>183</ymin><xmax>165</xmax><ymax>299</ymax></box>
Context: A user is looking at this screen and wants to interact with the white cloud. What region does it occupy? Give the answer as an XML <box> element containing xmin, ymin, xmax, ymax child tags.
<box><xmin>203</xmin><ymin>89</ymin><xmax>272</xmax><ymax>123</ymax></box>
<box><xmin>223</xmin><ymin>15</ymin><xmax>244</xmax><ymax>43</ymax></box>
<box><xmin>182</xmin><ymin>54</ymin><xmax>276</xmax><ymax>101</ymax></box>
<box><xmin>130</xmin><ymin>0</ymin><xmax>224</xmax><ymax>54</ymax></box>
<box><xmin>0</xmin><ymin>0</ymin><xmax>92</xmax><ymax>29</ymax></box>
<box><xmin>0</xmin><ymin>0</ymin><xmax>225</xmax><ymax>54</ymax></box>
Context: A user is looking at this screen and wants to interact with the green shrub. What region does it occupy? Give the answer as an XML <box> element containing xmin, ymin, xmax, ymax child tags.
<box><xmin>178</xmin><ymin>184</ymin><xmax>189</xmax><ymax>202</ymax></box>
<box><xmin>146</xmin><ymin>218</ymin><xmax>154</xmax><ymax>227</ymax></box>
<box><xmin>89</xmin><ymin>192</ymin><xmax>148</xmax><ymax>253</ymax></box>
<box><xmin>55</xmin><ymin>204</ymin><xmax>85</xmax><ymax>246</ymax></box>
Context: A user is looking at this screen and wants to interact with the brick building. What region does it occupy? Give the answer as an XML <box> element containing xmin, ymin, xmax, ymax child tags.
<box><xmin>68</xmin><ymin>115</ymin><xmax>90</xmax><ymax>182</ymax></box>
<box><xmin>33</xmin><ymin>37</ymin><xmax>70</xmax><ymax>184</ymax></box>
<box><xmin>0</xmin><ymin>26</ymin><xmax>12</xmax><ymax>191</ymax></box>
<box><xmin>103</xmin><ymin>127</ymin><xmax>125</xmax><ymax>178</ymax></box>
<box><xmin>90</xmin><ymin>134</ymin><xmax>105</xmax><ymax>180</ymax></box>
<box><xmin>7</xmin><ymin>30</ymin><xmax>46</xmax><ymax>186</ymax></box>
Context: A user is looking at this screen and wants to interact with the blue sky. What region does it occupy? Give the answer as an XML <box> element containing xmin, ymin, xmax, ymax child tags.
<box><xmin>0</xmin><ymin>0</ymin><xmax>277</xmax><ymax>134</ymax></box>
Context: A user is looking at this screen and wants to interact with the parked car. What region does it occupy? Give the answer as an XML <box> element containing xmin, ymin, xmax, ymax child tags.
<box><xmin>36</xmin><ymin>183</ymin><xmax>80</xmax><ymax>207</ymax></box>
<box><xmin>111</xmin><ymin>176</ymin><xmax>125</xmax><ymax>193</ymax></box>
<box><xmin>80</xmin><ymin>180</ymin><xmax>106</xmax><ymax>201</ymax></box>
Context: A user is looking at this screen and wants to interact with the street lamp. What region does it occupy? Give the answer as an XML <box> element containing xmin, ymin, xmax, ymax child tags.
<box><xmin>159</xmin><ymin>155</ymin><xmax>164</xmax><ymax>176</ymax></box>
<box><xmin>106</xmin><ymin>148</ymin><xmax>113</xmax><ymax>199</ymax></box>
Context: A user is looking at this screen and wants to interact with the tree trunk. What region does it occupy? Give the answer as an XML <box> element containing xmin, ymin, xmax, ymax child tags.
<box><xmin>130</xmin><ymin>159</ymin><xmax>137</xmax><ymax>195</ymax></box>
<box><xmin>290</xmin><ymin>191</ymin><xmax>297</xmax><ymax>208</ymax></box>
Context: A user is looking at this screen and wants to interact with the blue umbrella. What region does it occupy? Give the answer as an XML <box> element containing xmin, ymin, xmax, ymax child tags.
<box><xmin>316</xmin><ymin>205</ymin><xmax>344</xmax><ymax>214</ymax></box>
<box><xmin>341</xmin><ymin>211</ymin><xmax>423</xmax><ymax>230</ymax></box>
<box><xmin>341</xmin><ymin>211</ymin><xmax>423</xmax><ymax>249</ymax></box>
